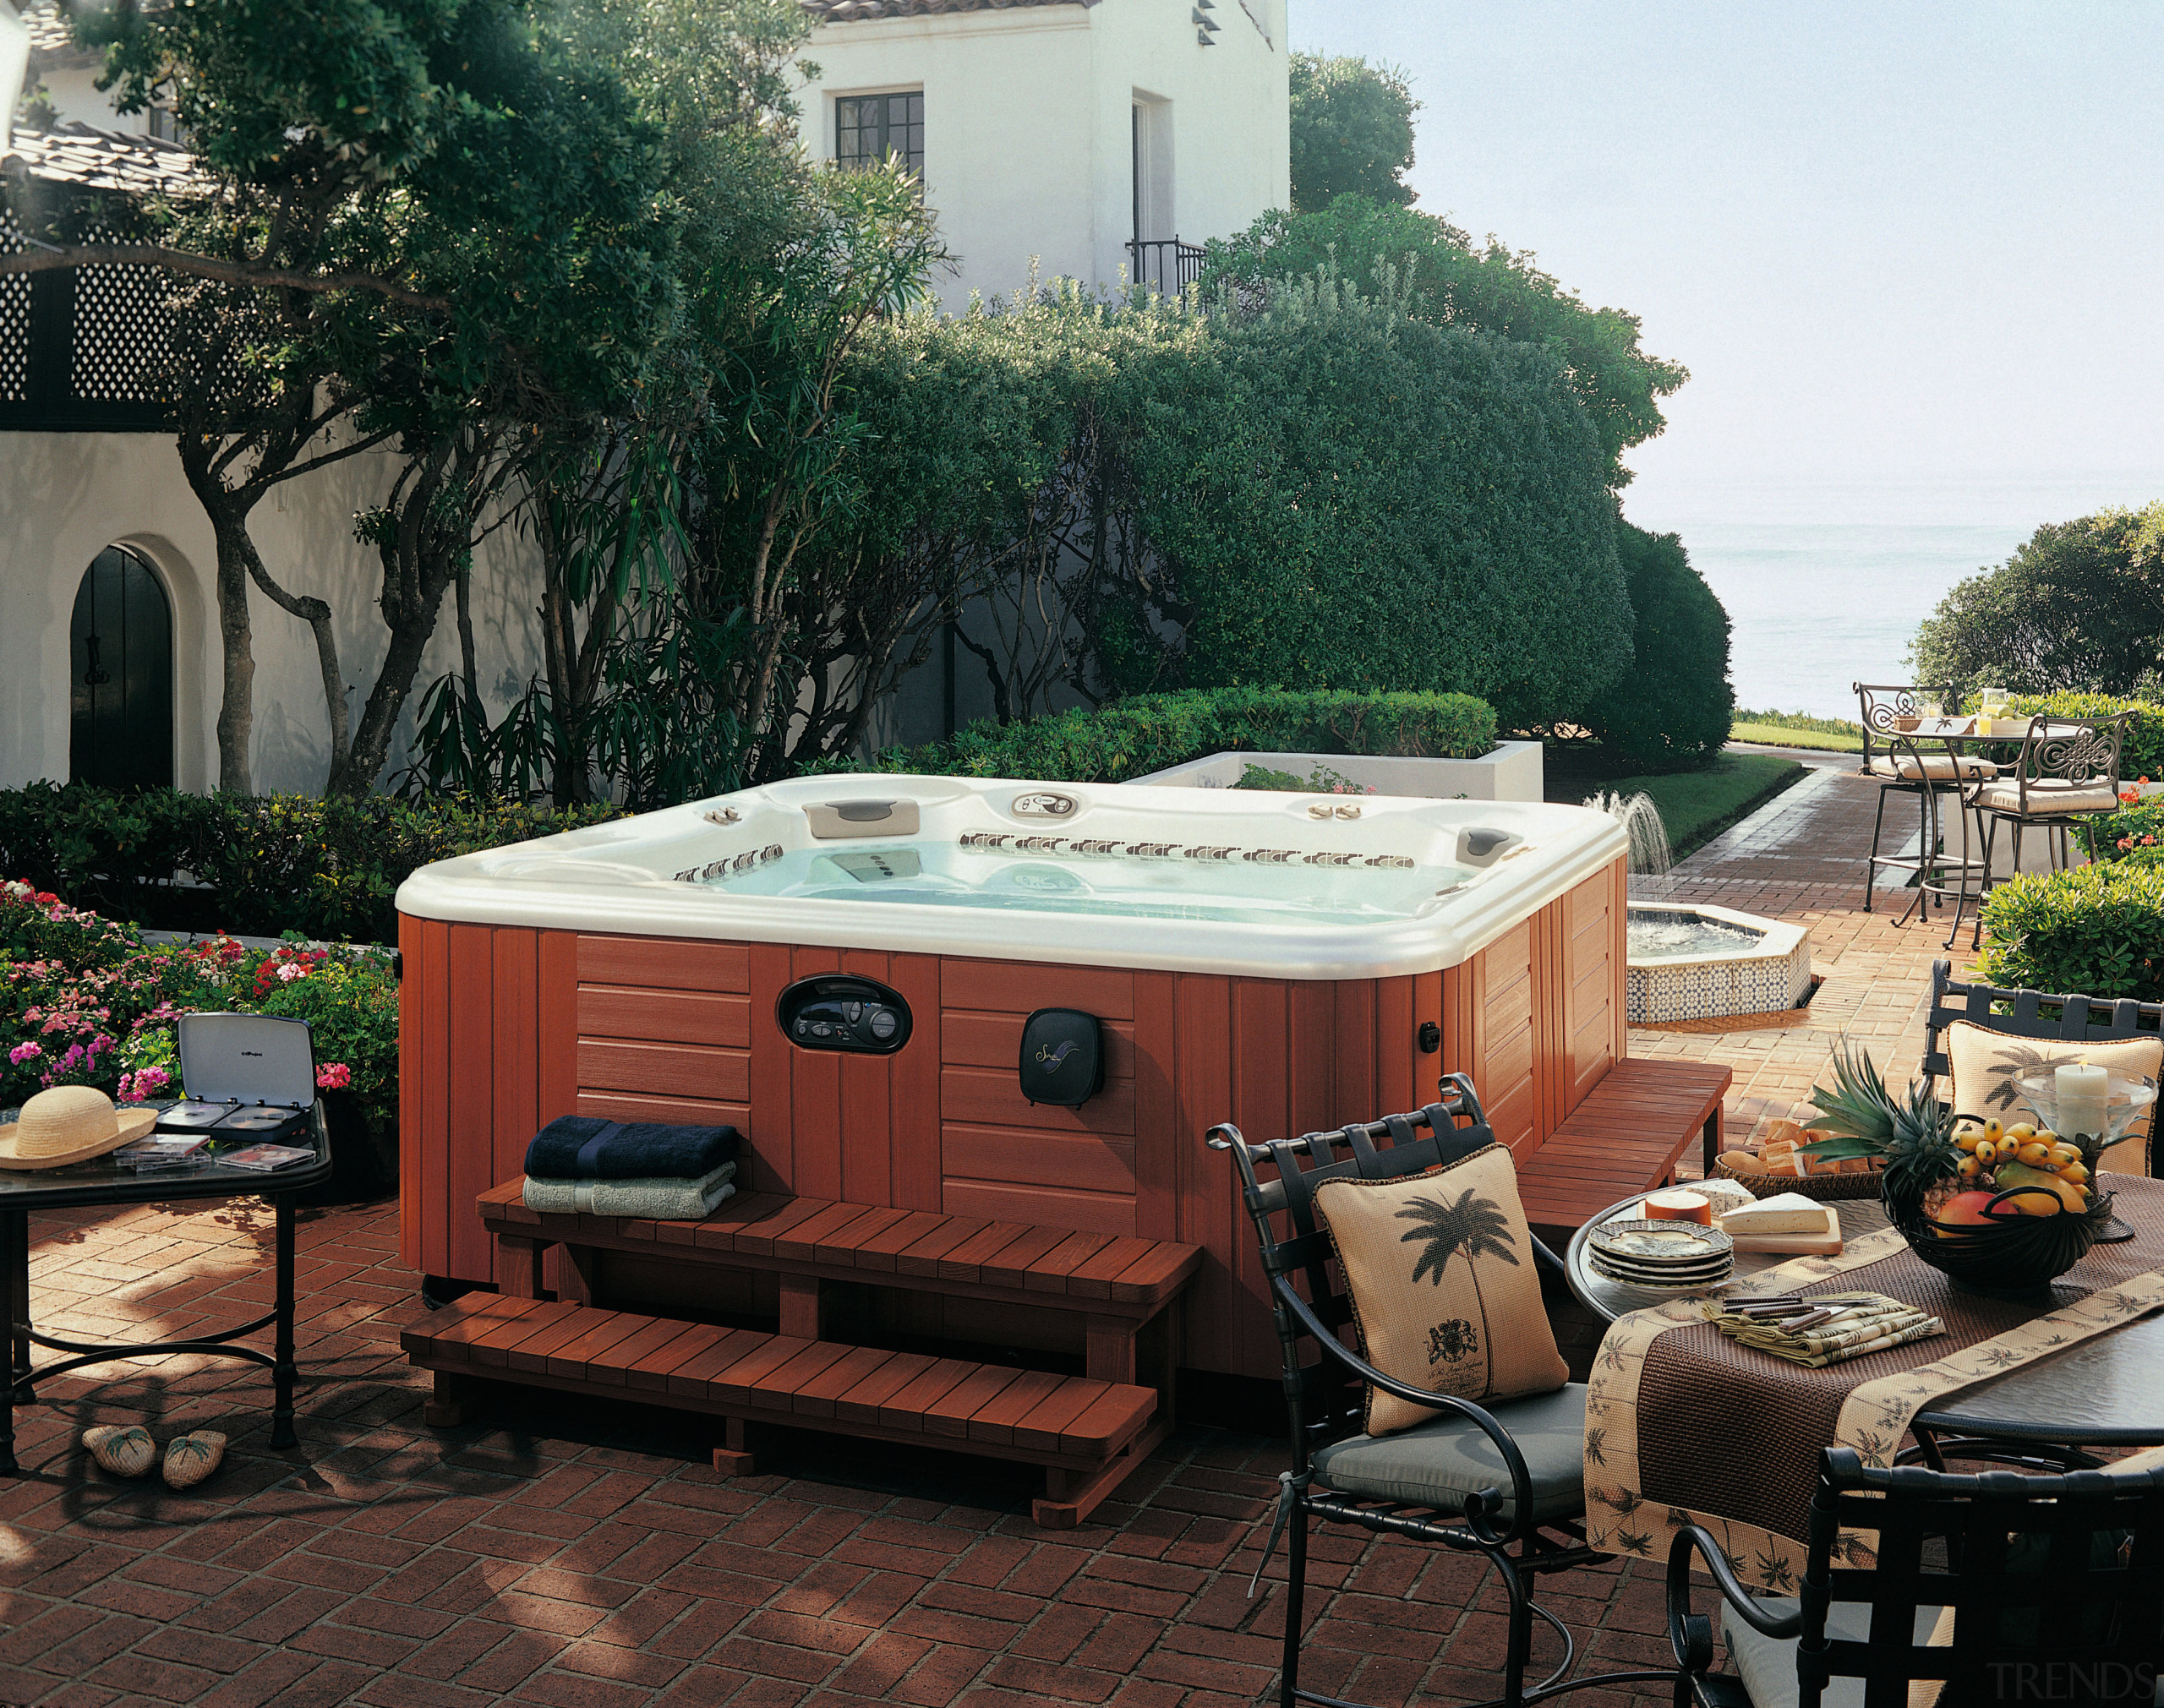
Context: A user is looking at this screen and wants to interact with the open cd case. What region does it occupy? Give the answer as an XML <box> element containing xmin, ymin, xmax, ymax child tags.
<box><xmin>151</xmin><ymin>1013</ymin><xmax>319</xmax><ymax>1147</ymax></box>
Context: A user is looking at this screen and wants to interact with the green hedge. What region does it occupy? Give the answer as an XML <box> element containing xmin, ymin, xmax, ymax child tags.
<box><xmin>1577</xmin><ymin>524</ymin><xmax>1734</xmax><ymax>772</ymax></box>
<box><xmin>0</xmin><ymin>785</ymin><xmax>618</xmax><ymax>945</ymax></box>
<box><xmin>2000</xmin><ymin>692</ymin><xmax>2164</xmax><ymax>782</ymax></box>
<box><xmin>1979</xmin><ymin>860</ymin><xmax>2164</xmax><ymax>1001</ymax></box>
<box><xmin>824</xmin><ymin>688</ymin><xmax>1498</xmax><ymax>783</ymax></box>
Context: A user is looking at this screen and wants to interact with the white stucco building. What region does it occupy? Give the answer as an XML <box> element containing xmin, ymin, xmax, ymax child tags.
<box><xmin>0</xmin><ymin>0</ymin><xmax>1290</xmax><ymax>795</ymax></box>
<box><xmin>795</xmin><ymin>0</ymin><xmax>1287</xmax><ymax>307</ymax></box>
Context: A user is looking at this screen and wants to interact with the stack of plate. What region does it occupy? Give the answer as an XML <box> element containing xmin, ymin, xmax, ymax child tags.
<box><xmin>1587</xmin><ymin>1219</ymin><xmax>1735</xmax><ymax>1292</ymax></box>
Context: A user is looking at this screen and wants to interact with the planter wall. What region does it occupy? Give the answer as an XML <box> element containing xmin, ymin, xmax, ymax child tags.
<box><xmin>1129</xmin><ymin>741</ymin><xmax>1544</xmax><ymax>802</ymax></box>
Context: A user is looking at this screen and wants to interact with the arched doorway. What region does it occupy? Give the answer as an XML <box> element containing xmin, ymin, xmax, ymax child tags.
<box><xmin>69</xmin><ymin>544</ymin><xmax>174</xmax><ymax>789</ymax></box>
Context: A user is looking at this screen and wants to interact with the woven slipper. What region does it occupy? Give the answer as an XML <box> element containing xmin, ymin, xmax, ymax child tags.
<box><xmin>162</xmin><ymin>1431</ymin><xmax>227</xmax><ymax>1491</ymax></box>
<box><xmin>82</xmin><ymin>1424</ymin><xmax>157</xmax><ymax>1479</ymax></box>
<box><xmin>162</xmin><ymin>1428</ymin><xmax>228</xmax><ymax>1489</ymax></box>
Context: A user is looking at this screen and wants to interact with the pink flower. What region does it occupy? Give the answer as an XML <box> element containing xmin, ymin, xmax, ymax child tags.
<box><xmin>315</xmin><ymin>1062</ymin><xmax>352</xmax><ymax>1091</ymax></box>
<box><xmin>7</xmin><ymin>1042</ymin><xmax>41</xmax><ymax>1065</ymax></box>
<box><xmin>2120</xmin><ymin>837</ymin><xmax>2134</xmax><ymax>850</ymax></box>
<box><xmin>276</xmin><ymin>962</ymin><xmax>307</xmax><ymax>983</ymax></box>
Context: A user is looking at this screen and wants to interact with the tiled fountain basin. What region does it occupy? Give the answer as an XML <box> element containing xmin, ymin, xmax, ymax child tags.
<box><xmin>1627</xmin><ymin>901</ymin><xmax>1812</xmax><ymax>1024</ymax></box>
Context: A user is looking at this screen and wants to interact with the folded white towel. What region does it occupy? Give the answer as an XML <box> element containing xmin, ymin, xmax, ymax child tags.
<box><xmin>522</xmin><ymin>1160</ymin><xmax>737</xmax><ymax>1220</ymax></box>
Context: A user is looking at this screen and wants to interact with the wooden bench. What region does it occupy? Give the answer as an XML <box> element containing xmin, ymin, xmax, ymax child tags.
<box><xmin>1516</xmin><ymin>1058</ymin><xmax>1735</xmax><ymax>1241</ymax></box>
<box><xmin>402</xmin><ymin>1295</ymin><xmax>1161</xmax><ymax>1528</ymax></box>
<box><xmin>477</xmin><ymin>1182</ymin><xmax>1202</xmax><ymax>1399</ymax></box>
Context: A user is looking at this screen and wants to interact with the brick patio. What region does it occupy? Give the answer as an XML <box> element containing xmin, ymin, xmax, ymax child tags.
<box><xmin>0</xmin><ymin>757</ymin><xmax>1983</xmax><ymax>1708</ymax></box>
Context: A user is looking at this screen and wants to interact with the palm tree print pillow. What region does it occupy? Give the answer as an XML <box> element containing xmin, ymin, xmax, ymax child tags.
<box><xmin>1944</xmin><ymin>1022</ymin><xmax>2160</xmax><ymax>1175</ymax></box>
<box><xmin>1314</xmin><ymin>1143</ymin><xmax>1569</xmax><ymax>1437</ymax></box>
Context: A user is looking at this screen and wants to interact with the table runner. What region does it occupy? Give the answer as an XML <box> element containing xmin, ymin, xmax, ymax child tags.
<box><xmin>1583</xmin><ymin>1176</ymin><xmax>2164</xmax><ymax>1590</ymax></box>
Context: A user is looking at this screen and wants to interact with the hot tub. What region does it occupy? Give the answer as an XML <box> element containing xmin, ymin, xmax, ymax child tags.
<box><xmin>396</xmin><ymin>776</ymin><xmax>1628</xmax><ymax>1378</ymax></box>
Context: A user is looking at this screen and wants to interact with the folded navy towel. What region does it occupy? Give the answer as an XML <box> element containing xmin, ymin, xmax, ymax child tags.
<box><xmin>522</xmin><ymin>1116</ymin><xmax>740</xmax><ymax>1181</ymax></box>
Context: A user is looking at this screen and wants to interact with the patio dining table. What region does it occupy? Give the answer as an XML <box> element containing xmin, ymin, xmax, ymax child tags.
<box><xmin>1884</xmin><ymin>718</ymin><xmax>2014</xmax><ymax>949</ymax></box>
<box><xmin>1566</xmin><ymin>1176</ymin><xmax>2164</xmax><ymax>1586</ymax></box>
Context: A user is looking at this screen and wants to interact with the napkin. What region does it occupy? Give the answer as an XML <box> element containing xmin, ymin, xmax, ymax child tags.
<box><xmin>1705</xmin><ymin>1291</ymin><xmax>1943</xmax><ymax>1367</ymax></box>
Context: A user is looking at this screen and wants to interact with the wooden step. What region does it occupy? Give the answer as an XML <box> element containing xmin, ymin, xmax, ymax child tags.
<box><xmin>478</xmin><ymin>1182</ymin><xmax>1201</xmax><ymax>1312</ymax></box>
<box><xmin>402</xmin><ymin>1294</ymin><xmax>1164</xmax><ymax>1528</ymax></box>
<box><xmin>1516</xmin><ymin>1059</ymin><xmax>1733</xmax><ymax>1240</ymax></box>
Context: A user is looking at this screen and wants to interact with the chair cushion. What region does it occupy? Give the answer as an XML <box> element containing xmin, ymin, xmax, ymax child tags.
<box><xmin>1973</xmin><ymin>779</ymin><xmax>2120</xmax><ymax>815</ymax></box>
<box><xmin>1720</xmin><ymin>1599</ymin><xmax>1950</xmax><ymax>1708</ymax></box>
<box><xmin>1314</xmin><ymin>1142</ymin><xmax>1568</xmax><ymax>1435</ymax></box>
<box><xmin>1310</xmin><ymin>1382</ymin><xmax>1587</xmax><ymax>1525</ymax></box>
<box><xmin>1945</xmin><ymin>1019</ymin><xmax>2160</xmax><ymax>1176</ymax></box>
<box><xmin>1867</xmin><ymin>755</ymin><xmax>1997</xmax><ymax>782</ymax></box>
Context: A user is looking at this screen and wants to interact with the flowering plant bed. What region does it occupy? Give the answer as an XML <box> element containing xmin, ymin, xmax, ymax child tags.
<box><xmin>1</xmin><ymin>881</ymin><xmax>398</xmax><ymax>1178</ymax></box>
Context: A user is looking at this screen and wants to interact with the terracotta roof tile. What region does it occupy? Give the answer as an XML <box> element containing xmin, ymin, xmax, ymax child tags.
<box><xmin>2</xmin><ymin>120</ymin><xmax>201</xmax><ymax>196</ymax></box>
<box><xmin>20</xmin><ymin>1</ymin><xmax>94</xmax><ymax>66</ymax></box>
<box><xmin>801</xmin><ymin>0</ymin><xmax>1094</xmax><ymax>20</ymax></box>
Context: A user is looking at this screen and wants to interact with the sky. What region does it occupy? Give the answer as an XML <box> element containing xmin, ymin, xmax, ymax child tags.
<box><xmin>1286</xmin><ymin>2</ymin><xmax>2164</xmax><ymax>531</ymax></box>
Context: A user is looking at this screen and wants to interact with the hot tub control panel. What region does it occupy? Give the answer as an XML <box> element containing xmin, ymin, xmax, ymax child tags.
<box><xmin>776</xmin><ymin>975</ymin><xmax>913</xmax><ymax>1055</ymax></box>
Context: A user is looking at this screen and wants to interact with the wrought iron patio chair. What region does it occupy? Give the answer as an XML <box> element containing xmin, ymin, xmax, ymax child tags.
<box><xmin>1210</xmin><ymin>1074</ymin><xmax>1676</xmax><ymax>1708</ymax></box>
<box><xmin>1666</xmin><ymin>1446</ymin><xmax>2164</xmax><ymax>1706</ymax></box>
<box><xmin>1966</xmin><ymin>713</ymin><xmax>2134</xmax><ymax>946</ymax></box>
<box><xmin>1923</xmin><ymin>957</ymin><xmax>2164</xmax><ymax>1180</ymax></box>
<box><xmin>1853</xmin><ymin>683</ymin><xmax>1992</xmax><ymax>914</ymax></box>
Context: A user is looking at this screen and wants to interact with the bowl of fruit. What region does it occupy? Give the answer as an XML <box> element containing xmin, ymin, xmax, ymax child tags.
<box><xmin>1801</xmin><ymin>1041</ymin><xmax>2112</xmax><ymax>1296</ymax></box>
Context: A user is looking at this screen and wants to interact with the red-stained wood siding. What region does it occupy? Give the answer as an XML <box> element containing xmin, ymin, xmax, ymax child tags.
<box><xmin>395</xmin><ymin>853</ymin><xmax>1629</xmax><ymax>1378</ymax></box>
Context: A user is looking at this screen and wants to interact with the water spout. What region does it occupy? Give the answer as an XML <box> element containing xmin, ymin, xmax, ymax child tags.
<box><xmin>1586</xmin><ymin>789</ymin><xmax>1675</xmax><ymax>903</ymax></box>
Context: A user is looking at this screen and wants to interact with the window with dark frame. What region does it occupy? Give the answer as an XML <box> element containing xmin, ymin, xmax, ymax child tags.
<box><xmin>834</xmin><ymin>91</ymin><xmax>925</xmax><ymax>176</ymax></box>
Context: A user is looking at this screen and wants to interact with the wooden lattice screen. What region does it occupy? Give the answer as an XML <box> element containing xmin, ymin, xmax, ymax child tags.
<box><xmin>0</xmin><ymin>206</ymin><xmax>170</xmax><ymax>429</ymax></box>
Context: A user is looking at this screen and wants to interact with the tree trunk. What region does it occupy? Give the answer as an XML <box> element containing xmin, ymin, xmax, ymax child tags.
<box><xmin>210</xmin><ymin>531</ymin><xmax>255</xmax><ymax>795</ymax></box>
<box><xmin>336</xmin><ymin>575</ymin><xmax>456</xmax><ymax>796</ymax></box>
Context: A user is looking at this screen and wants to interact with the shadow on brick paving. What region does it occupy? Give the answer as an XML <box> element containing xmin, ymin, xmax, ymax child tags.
<box><xmin>0</xmin><ymin>1199</ymin><xmax>1685</xmax><ymax>1705</ymax></box>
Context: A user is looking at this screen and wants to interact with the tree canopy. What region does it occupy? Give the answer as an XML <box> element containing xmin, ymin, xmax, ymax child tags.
<box><xmin>1203</xmin><ymin>197</ymin><xmax>1687</xmax><ymax>487</ymax></box>
<box><xmin>1288</xmin><ymin>52</ymin><xmax>1418</xmax><ymax>213</ymax></box>
<box><xmin>1909</xmin><ymin>505</ymin><xmax>2164</xmax><ymax>701</ymax></box>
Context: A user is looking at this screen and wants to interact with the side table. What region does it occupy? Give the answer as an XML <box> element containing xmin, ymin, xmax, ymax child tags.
<box><xmin>0</xmin><ymin>1105</ymin><xmax>333</xmax><ymax>1475</ymax></box>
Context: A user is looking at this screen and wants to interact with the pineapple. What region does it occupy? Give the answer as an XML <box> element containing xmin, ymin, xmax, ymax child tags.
<box><xmin>1801</xmin><ymin>1040</ymin><xmax>1963</xmax><ymax>1217</ymax></box>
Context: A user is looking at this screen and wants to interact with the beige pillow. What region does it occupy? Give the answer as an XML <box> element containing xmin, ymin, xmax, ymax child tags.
<box><xmin>1314</xmin><ymin>1143</ymin><xmax>1568</xmax><ymax>1438</ymax></box>
<box><xmin>1945</xmin><ymin>1020</ymin><xmax>2161</xmax><ymax>1175</ymax></box>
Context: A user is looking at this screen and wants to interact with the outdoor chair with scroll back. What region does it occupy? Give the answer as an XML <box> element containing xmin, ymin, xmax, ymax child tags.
<box><xmin>1963</xmin><ymin>712</ymin><xmax>2134</xmax><ymax>946</ymax></box>
<box><xmin>1665</xmin><ymin>1445</ymin><xmax>2164</xmax><ymax>1707</ymax></box>
<box><xmin>1853</xmin><ymin>682</ymin><xmax>1997</xmax><ymax>914</ymax></box>
<box><xmin>1211</xmin><ymin>1073</ymin><xmax>1678</xmax><ymax>1708</ymax></box>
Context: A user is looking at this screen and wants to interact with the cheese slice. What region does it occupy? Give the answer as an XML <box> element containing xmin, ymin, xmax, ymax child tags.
<box><xmin>1719</xmin><ymin>1192</ymin><xmax>1833</xmax><ymax>1235</ymax></box>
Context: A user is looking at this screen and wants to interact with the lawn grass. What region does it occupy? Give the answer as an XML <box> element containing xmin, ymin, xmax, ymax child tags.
<box><xmin>1547</xmin><ymin>750</ymin><xmax>1806</xmax><ymax>862</ymax></box>
<box><xmin>1730</xmin><ymin>708</ymin><xmax>1866</xmax><ymax>753</ymax></box>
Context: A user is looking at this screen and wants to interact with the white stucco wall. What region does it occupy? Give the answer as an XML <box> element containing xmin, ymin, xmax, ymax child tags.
<box><xmin>0</xmin><ymin>430</ymin><xmax>542</xmax><ymax>795</ymax></box>
<box><xmin>794</xmin><ymin>0</ymin><xmax>1289</xmax><ymax>309</ymax></box>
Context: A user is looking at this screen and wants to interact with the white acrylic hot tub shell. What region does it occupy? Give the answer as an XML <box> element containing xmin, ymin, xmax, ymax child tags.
<box><xmin>396</xmin><ymin>776</ymin><xmax>1626</xmax><ymax>981</ymax></box>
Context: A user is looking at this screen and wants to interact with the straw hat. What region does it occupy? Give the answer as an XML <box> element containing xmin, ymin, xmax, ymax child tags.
<box><xmin>0</xmin><ymin>1085</ymin><xmax>156</xmax><ymax>1170</ymax></box>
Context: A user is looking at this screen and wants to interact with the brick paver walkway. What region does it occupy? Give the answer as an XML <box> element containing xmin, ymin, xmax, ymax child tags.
<box><xmin>0</xmin><ymin>760</ymin><xmax>1994</xmax><ymax>1708</ymax></box>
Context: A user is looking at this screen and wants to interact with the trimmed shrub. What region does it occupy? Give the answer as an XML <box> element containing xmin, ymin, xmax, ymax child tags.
<box><xmin>1577</xmin><ymin>524</ymin><xmax>1734</xmax><ymax>772</ymax></box>
<box><xmin>822</xmin><ymin>688</ymin><xmax>1498</xmax><ymax>783</ymax></box>
<box><xmin>0</xmin><ymin>785</ymin><xmax>619</xmax><ymax>945</ymax></box>
<box><xmin>1979</xmin><ymin>861</ymin><xmax>2164</xmax><ymax>1001</ymax></box>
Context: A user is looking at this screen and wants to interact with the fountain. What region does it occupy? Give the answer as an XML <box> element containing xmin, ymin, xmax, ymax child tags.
<box><xmin>1589</xmin><ymin>790</ymin><xmax>1814</xmax><ymax>1024</ymax></box>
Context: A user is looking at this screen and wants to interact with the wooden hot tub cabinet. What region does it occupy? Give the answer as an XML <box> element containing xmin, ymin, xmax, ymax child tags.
<box><xmin>398</xmin><ymin>855</ymin><xmax>1626</xmax><ymax>1381</ymax></box>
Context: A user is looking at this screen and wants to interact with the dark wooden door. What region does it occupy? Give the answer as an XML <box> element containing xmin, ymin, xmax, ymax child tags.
<box><xmin>68</xmin><ymin>545</ymin><xmax>173</xmax><ymax>789</ymax></box>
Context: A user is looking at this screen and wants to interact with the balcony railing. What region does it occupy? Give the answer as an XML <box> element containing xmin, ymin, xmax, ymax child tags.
<box><xmin>1128</xmin><ymin>237</ymin><xmax>1206</xmax><ymax>299</ymax></box>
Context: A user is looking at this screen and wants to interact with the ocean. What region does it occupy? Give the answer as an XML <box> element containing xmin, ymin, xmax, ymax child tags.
<box><xmin>1628</xmin><ymin>478</ymin><xmax>2164</xmax><ymax>722</ymax></box>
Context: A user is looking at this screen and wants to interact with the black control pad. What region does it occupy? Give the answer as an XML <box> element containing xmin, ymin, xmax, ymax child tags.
<box><xmin>776</xmin><ymin>975</ymin><xmax>912</xmax><ymax>1055</ymax></box>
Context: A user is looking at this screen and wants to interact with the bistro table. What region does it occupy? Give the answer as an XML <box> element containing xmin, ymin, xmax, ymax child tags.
<box><xmin>0</xmin><ymin>1104</ymin><xmax>332</xmax><ymax>1475</ymax></box>
<box><xmin>1566</xmin><ymin>1187</ymin><xmax>2164</xmax><ymax>1449</ymax></box>
<box><xmin>1886</xmin><ymin>718</ymin><xmax>2022</xmax><ymax>950</ymax></box>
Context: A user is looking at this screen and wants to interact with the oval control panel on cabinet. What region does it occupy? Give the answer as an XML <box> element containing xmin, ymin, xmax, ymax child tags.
<box><xmin>775</xmin><ymin>974</ymin><xmax>913</xmax><ymax>1055</ymax></box>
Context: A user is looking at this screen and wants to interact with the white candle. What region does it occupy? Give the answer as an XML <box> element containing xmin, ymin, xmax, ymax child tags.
<box><xmin>2057</xmin><ymin>1061</ymin><xmax>2110</xmax><ymax>1142</ymax></box>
